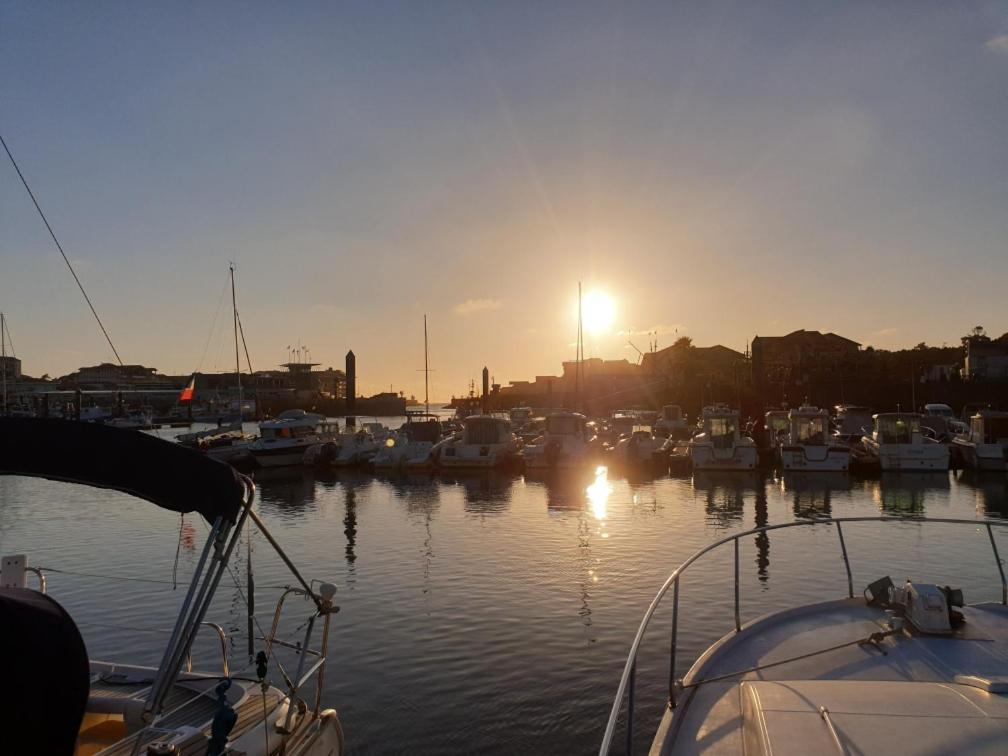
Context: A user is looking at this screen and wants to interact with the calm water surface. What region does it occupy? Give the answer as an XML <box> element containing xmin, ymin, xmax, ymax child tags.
<box><xmin>2</xmin><ymin>420</ymin><xmax>1007</xmax><ymax>754</ymax></box>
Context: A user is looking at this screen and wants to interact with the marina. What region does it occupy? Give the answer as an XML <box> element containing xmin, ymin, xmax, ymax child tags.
<box><xmin>2</xmin><ymin>412</ymin><xmax>1007</xmax><ymax>753</ymax></box>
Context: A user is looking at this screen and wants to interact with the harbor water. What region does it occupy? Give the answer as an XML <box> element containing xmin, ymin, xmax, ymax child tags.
<box><xmin>1</xmin><ymin>419</ymin><xmax>1007</xmax><ymax>754</ymax></box>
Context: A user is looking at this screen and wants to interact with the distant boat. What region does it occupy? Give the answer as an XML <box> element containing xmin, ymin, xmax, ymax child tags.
<box><xmin>688</xmin><ymin>404</ymin><xmax>758</xmax><ymax>471</ymax></box>
<box><xmin>522</xmin><ymin>411</ymin><xmax>592</xmax><ymax>470</ymax></box>
<box><xmin>249</xmin><ymin>409</ymin><xmax>337</xmax><ymax>468</ymax></box>
<box><xmin>861</xmin><ymin>412</ymin><xmax>949</xmax><ymax>472</ymax></box>
<box><xmin>654</xmin><ymin>404</ymin><xmax>689</xmax><ymax>440</ymax></box>
<box><xmin>779</xmin><ymin>405</ymin><xmax>851</xmax><ymax>472</ymax></box>
<box><xmin>437</xmin><ymin>415</ymin><xmax>520</xmax><ymax>469</ymax></box>
<box><xmin>373</xmin><ymin>414</ymin><xmax>442</xmax><ymax>471</ymax></box>
<box><xmin>952</xmin><ymin>410</ymin><xmax>1008</xmax><ymax>471</ymax></box>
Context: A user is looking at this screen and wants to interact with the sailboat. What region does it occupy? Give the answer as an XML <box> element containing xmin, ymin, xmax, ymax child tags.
<box><xmin>373</xmin><ymin>315</ymin><xmax>441</xmax><ymax>471</ymax></box>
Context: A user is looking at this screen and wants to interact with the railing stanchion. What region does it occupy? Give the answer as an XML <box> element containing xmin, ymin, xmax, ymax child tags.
<box><xmin>668</xmin><ymin>576</ymin><xmax>680</xmax><ymax>708</ymax></box>
<box><xmin>987</xmin><ymin>523</ymin><xmax>1007</xmax><ymax>605</ymax></box>
<box><xmin>626</xmin><ymin>659</ymin><xmax>636</xmax><ymax>756</ymax></box>
<box><xmin>836</xmin><ymin>522</ymin><xmax>854</xmax><ymax>599</ymax></box>
<box><xmin>733</xmin><ymin>536</ymin><xmax>741</xmax><ymax>632</ymax></box>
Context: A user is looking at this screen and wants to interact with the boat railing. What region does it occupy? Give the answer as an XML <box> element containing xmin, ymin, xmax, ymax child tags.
<box><xmin>599</xmin><ymin>516</ymin><xmax>1008</xmax><ymax>755</ymax></box>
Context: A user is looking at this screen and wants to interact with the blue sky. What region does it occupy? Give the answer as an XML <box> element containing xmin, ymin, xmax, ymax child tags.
<box><xmin>2</xmin><ymin>2</ymin><xmax>1007</xmax><ymax>397</ymax></box>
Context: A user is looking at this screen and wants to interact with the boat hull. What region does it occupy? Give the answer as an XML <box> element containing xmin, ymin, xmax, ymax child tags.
<box><xmin>779</xmin><ymin>445</ymin><xmax>851</xmax><ymax>472</ymax></box>
<box><xmin>952</xmin><ymin>440</ymin><xmax>1007</xmax><ymax>471</ymax></box>
<box><xmin>863</xmin><ymin>439</ymin><xmax>949</xmax><ymax>471</ymax></box>
<box><xmin>688</xmin><ymin>444</ymin><xmax>758</xmax><ymax>471</ymax></box>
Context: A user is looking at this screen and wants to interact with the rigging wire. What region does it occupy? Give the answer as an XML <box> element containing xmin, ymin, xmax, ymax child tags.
<box><xmin>0</xmin><ymin>132</ymin><xmax>123</xmax><ymax>365</ymax></box>
<box><xmin>2</xmin><ymin>316</ymin><xmax>15</xmax><ymax>357</ymax></box>
<box><xmin>194</xmin><ymin>272</ymin><xmax>231</xmax><ymax>375</ymax></box>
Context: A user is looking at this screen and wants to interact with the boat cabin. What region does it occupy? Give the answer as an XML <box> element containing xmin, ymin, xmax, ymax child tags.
<box><xmin>509</xmin><ymin>406</ymin><xmax>533</xmax><ymax>425</ymax></box>
<box><xmin>872</xmin><ymin>413</ymin><xmax>924</xmax><ymax>444</ymax></box>
<box><xmin>545</xmin><ymin>412</ymin><xmax>586</xmax><ymax>437</ymax></box>
<box><xmin>404</xmin><ymin>415</ymin><xmax>442</xmax><ymax>443</ymax></box>
<box><xmin>764</xmin><ymin>410</ymin><xmax>790</xmax><ymax>441</ymax></box>
<box><xmin>704</xmin><ymin>405</ymin><xmax>742</xmax><ymax>448</ymax></box>
<box><xmin>258</xmin><ymin>410</ymin><xmax>332</xmax><ymax>439</ymax></box>
<box><xmin>660</xmin><ymin>404</ymin><xmax>683</xmax><ymax>423</ymax></box>
<box><xmin>924</xmin><ymin>403</ymin><xmax>955</xmax><ymax>418</ymax></box>
<box><xmin>833</xmin><ymin>404</ymin><xmax>874</xmax><ymax>438</ymax></box>
<box><xmin>970</xmin><ymin>411</ymin><xmax>1008</xmax><ymax>444</ymax></box>
<box><xmin>462</xmin><ymin>415</ymin><xmax>512</xmax><ymax>445</ymax></box>
<box><xmin>788</xmin><ymin>406</ymin><xmax>829</xmax><ymax>446</ymax></box>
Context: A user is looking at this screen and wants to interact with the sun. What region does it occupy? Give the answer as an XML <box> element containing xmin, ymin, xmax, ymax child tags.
<box><xmin>582</xmin><ymin>289</ymin><xmax>616</xmax><ymax>335</ymax></box>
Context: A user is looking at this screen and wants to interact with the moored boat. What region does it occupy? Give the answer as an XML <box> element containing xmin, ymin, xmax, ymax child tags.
<box><xmin>952</xmin><ymin>410</ymin><xmax>1008</xmax><ymax>471</ymax></box>
<box><xmin>687</xmin><ymin>404</ymin><xmax>758</xmax><ymax>471</ymax></box>
<box><xmin>861</xmin><ymin>412</ymin><xmax>949</xmax><ymax>472</ymax></box>
<box><xmin>779</xmin><ymin>405</ymin><xmax>851</xmax><ymax>472</ymax></box>
<box><xmin>522</xmin><ymin>411</ymin><xmax>593</xmax><ymax>470</ymax></box>
<box><xmin>600</xmin><ymin>515</ymin><xmax>1008</xmax><ymax>756</ymax></box>
<box><xmin>0</xmin><ymin>418</ymin><xmax>344</xmax><ymax>755</ymax></box>
<box><xmin>438</xmin><ymin>415</ymin><xmax>520</xmax><ymax>470</ymax></box>
<box><xmin>249</xmin><ymin>410</ymin><xmax>337</xmax><ymax>468</ymax></box>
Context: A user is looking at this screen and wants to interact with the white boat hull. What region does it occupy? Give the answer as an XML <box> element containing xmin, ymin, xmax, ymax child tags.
<box><xmin>779</xmin><ymin>445</ymin><xmax>851</xmax><ymax>472</ymax></box>
<box><xmin>689</xmin><ymin>443</ymin><xmax>758</xmax><ymax>471</ymax></box>
<box><xmin>863</xmin><ymin>439</ymin><xmax>949</xmax><ymax>471</ymax></box>
<box><xmin>439</xmin><ymin>443</ymin><xmax>518</xmax><ymax>469</ymax></box>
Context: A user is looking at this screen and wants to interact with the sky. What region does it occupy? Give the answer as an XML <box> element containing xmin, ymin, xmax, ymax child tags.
<box><xmin>2</xmin><ymin>1</ymin><xmax>1008</xmax><ymax>399</ymax></box>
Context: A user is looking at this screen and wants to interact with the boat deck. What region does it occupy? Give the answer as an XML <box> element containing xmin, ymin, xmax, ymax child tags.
<box><xmin>655</xmin><ymin>599</ymin><xmax>1008</xmax><ymax>754</ymax></box>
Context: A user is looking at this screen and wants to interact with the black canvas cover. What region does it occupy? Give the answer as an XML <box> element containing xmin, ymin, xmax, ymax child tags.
<box><xmin>0</xmin><ymin>588</ymin><xmax>90</xmax><ymax>755</ymax></box>
<box><xmin>0</xmin><ymin>418</ymin><xmax>245</xmax><ymax>523</ymax></box>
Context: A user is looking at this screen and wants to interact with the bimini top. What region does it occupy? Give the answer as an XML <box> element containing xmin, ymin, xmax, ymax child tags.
<box><xmin>0</xmin><ymin>418</ymin><xmax>246</xmax><ymax>524</ymax></box>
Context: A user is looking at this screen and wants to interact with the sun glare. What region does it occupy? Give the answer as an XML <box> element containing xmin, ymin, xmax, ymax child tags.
<box><xmin>582</xmin><ymin>290</ymin><xmax>616</xmax><ymax>335</ymax></box>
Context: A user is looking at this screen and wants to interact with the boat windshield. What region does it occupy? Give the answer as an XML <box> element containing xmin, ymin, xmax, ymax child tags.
<box><xmin>547</xmin><ymin>415</ymin><xmax>583</xmax><ymax>436</ymax></box>
<box><xmin>406</xmin><ymin>419</ymin><xmax>441</xmax><ymax>443</ymax></box>
<box><xmin>709</xmin><ymin>416</ymin><xmax>738</xmax><ymax>448</ymax></box>
<box><xmin>795</xmin><ymin>416</ymin><xmax>827</xmax><ymax>445</ymax></box>
<box><xmin>465</xmin><ymin>417</ymin><xmax>503</xmax><ymax>444</ymax></box>
<box><xmin>876</xmin><ymin>415</ymin><xmax>920</xmax><ymax>443</ymax></box>
<box><xmin>662</xmin><ymin>406</ymin><xmax>682</xmax><ymax>421</ymax></box>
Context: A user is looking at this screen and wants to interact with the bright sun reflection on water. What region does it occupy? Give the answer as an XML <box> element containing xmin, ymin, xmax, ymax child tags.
<box><xmin>586</xmin><ymin>465</ymin><xmax>612</xmax><ymax>521</ymax></box>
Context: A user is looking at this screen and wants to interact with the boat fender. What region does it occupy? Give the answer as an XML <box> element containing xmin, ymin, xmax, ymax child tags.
<box><xmin>206</xmin><ymin>678</ymin><xmax>237</xmax><ymax>756</ymax></box>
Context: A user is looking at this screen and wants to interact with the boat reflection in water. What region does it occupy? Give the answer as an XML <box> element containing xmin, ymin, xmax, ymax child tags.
<box><xmin>778</xmin><ymin>471</ymin><xmax>854</xmax><ymax>519</ymax></box>
<box><xmin>440</xmin><ymin>471</ymin><xmax>515</xmax><ymax>517</ymax></box>
<box><xmin>871</xmin><ymin>471</ymin><xmax>951</xmax><ymax>515</ymax></box>
<box><xmin>956</xmin><ymin>469</ymin><xmax>1008</xmax><ymax>518</ymax></box>
<box><xmin>691</xmin><ymin>471</ymin><xmax>763</xmax><ymax>528</ymax></box>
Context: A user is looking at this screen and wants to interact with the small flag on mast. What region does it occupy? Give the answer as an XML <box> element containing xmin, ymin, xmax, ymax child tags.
<box><xmin>179</xmin><ymin>375</ymin><xmax>195</xmax><ymax>403</ymax></box>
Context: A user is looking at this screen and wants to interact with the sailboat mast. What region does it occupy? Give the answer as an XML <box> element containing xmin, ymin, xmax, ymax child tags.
<box><xmin>230</xmin><ymin>263</ymin><xmax>243</xmax><ymax>415</ymax></box>
<box><xmin>1</xmin><ymin>312</ymin><xmax>7</xmax><ymax>412</ymax></box>
<box><xmin>576</xmin><ymin>282</ymin><xmax>583</xmax><ymax>412</ymax></box>
<box><xmin>424</xmin><ymin>314</ymin><xmax>430</xmax><ymax>415</ymax></box>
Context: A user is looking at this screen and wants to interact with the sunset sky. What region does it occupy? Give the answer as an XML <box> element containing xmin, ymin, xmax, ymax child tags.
<box><xmin>2</xmin><ymin>2</ymin><xmax>1007</xmax><ymax>399</ymax></box>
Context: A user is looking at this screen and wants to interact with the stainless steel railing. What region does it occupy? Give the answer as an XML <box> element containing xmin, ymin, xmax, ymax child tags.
<box><xmin>599</xmin><ymin>516</ymin><xmax>1008</xmax><ymax>755</ymax></box>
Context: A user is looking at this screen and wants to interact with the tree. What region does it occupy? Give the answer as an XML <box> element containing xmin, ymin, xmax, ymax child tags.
<box><xmin>673</xmin><ymin>336</ymin><xmax>693</xmax><ymax>349</ymax></box>
<box><xmin>913</xmin><ymin>342</ymin><xmax>927</xmax><ymax>351</ymax></box>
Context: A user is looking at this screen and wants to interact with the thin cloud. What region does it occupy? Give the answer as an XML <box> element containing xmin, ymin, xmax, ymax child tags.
<box><xmin>871</xmin><ymin>327</ymin><xmax>899</xmax><ymax>337</ymax></box>
<box><xmin>454</xmin><ymin>298</ymin><xmax>502</xmax><ymax>315</ymax></box>
<box><xmin>985</xmin><ymin>34</ymin><xmax>1008</xmax><ymax>55</ymax></box>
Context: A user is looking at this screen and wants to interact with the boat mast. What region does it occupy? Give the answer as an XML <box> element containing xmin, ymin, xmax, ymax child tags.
<box><xmin>424</xmin><ymin>313</ymin><xmax>430</xmax><ymax>416</ymax></box>
<box><xmin>1</xmin><ymin>312</ymin><xmax>6</xmax><ymax>412</ymax></box>
<box><xmin>576</xmin><ymin>282</ymin><xmax>583</xmax><ymax>413</ymax></box>
<box><xmin>230</xmin><ymin>263</ymin><xmax>242</xmax><ymax>416</ymax></box>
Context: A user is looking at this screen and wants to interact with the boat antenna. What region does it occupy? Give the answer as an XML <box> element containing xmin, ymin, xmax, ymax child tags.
<box><xmin>424</xmin><ymin>314</ymin><xmax>430</xmax><ymax>416</ymax></box>
<box><xmin>230</xmin><ymin>263</ymin><xmax>242</xmax><ymax>416</ymax></box>
<box><xmin>1</xmin><ymin>133</ymin><xmax>123</xmax><ymax>366</ymax></box>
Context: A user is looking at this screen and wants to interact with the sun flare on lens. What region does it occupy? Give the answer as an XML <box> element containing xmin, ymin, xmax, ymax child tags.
<box><xmin>581</xmin><ymin>289</ymin><xmax>616</xmax><ymax>335</ymax></box>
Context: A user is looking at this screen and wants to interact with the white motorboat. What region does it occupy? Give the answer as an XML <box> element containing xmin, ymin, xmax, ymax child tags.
<box><xmin>831</xmin><ymin>404</ymin><xmax>874</xmax><ymax>446</ymax></box>
<box><xmin>861</xmin><ymin>412</ymin><xmax>949</xmax><ymax>472</ymax></box>
<box><xmin>437</xmin><ymin>415</ymin><xmax>520</xmax><ymax>470</ymax></box>
<box><xmin>600</xmin><ymin>515</ymin><xmax>1008</xmax><ymax>756</ymax></box>
<box><xmin>373</xmin><ymin>415</ymin><xmax>442</xmax><ymax>471</ymax></box>
<box><xmin>249</xmin><ymin>410</ymin><xmax>337</xmax><ymax>468</ymax></box>
<box><xmin>322</xmin><ymin>423</ymin><xmax>387</xmax><ymax>468</ymax></box>
<box><xmin>779</xmin><ymin>405</ymin><xmax>851</xmax><ymax>472</ymax></box>
<box><xmin>763</xmin><ymin>410</ymin><xmax>789</xmax><ymax>454</ymax></box>
<box><xmin>612</xmin><ymin>425</ymin><xmax>667</xmax><ymax>466</ymax></box>
<box><xmin>952</xmin><ymin>410</ymin><xmax>1008</xmax><ymax>471</ymax></box>
<box><xmin>688</xmin><ymin>405</ymin><xmax>758</xmax><ymax>471</ymax></box>
<box><xmin>654</xmin><ymin>405</ymin><xmax>690</xmax><ymax>440</ymax></box>
<box><xmin>921</xmin><ymin>402</ymin><xmax>969</xmax><ymax>442</ymax></box>
<box><xmin>509</xmin><ymin>406</ymin><xmax>534</xmax><ymax>431</ymax></box>
<box><xmin>522</xmin><ymin>412</ymin><xmax>592</xmax><ymax>470</ymax></box>
<box><xmin>0</xmin><ymin>418</ymin><xmax>344</xmax><ymax>756</ymax></box>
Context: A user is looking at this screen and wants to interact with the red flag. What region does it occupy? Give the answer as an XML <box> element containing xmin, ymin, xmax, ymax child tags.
<box><xmin>179</xmin><ymin>375</ymin><xmax>195</xmax><ymax>403</ymax></box>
